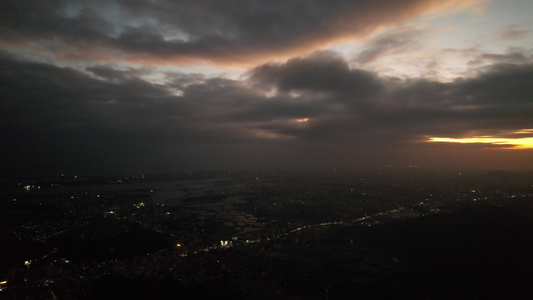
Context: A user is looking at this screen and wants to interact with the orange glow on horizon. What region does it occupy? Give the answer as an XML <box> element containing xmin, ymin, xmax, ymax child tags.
<box><xmin>428</xmin><ymin>132</ymin><xmax>533</xmax><ymax>149</ymax></box>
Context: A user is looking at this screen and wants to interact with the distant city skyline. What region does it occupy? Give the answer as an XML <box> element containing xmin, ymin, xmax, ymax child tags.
<box><xmin>1</xmin><ymin>0</ymin><xmax>533</xmax><ymax>176</ymax></box>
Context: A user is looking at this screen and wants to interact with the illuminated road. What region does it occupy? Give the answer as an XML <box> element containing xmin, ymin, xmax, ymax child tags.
<box><xmin>185</xmin><ymin>206</ymin><xmax>407</xmax><ymax>255</ymax></box>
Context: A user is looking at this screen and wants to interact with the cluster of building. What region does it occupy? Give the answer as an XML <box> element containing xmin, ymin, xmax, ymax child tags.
<box><xmin>1</xmin><ymin>169</ymin><xmax>531</xmax><ymax>299</ymax></box>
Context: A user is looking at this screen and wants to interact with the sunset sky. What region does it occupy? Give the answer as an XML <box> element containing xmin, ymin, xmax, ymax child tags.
<box><xmin>1</xmin><ymin>0</ymin><xmax>532</xmax><ymax>176</ymax></box>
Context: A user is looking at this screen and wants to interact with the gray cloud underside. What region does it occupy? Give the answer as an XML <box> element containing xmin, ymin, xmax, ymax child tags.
<box><xmin>2</xmin><ymin>51</ymin><xmax>533</xmax><ymax>174</ymax></box>
<box><xmin>1</xmin><ymin>0</ymin><xmax>466</xmax><ymax>62</ymax></box>
<box><xmin>467</xmin><ymin>48</ymin><xmax>533</xmax><ymax>67</ymax></box>
<box><xmin>498</xmin><ymin>25</ymin><xmax>529</xmax><ymax>40</ymax></box>
<box><xmin>354</xmin><ymin>25</ymin><xmax>427</xmax><ymax>65</ymax></box>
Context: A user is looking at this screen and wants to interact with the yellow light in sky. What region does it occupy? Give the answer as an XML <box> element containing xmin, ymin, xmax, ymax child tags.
<box><xmin>428</xmin><ymin>132</ymin><xmax>533</xmax><ymax>150</ymax></box>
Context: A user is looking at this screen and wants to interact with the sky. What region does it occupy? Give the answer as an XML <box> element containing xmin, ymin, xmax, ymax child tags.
<box><xmin>1</xmin><ymin>0</ymin><xmax>533</xmax><ymax>176</ymax></box>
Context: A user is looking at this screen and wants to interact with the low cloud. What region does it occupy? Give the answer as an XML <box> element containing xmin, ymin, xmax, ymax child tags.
<box><xmin>2</xmin><ymin>50</ymin><xmax>532</xmax><ymax>175</ymax></box>
<box><xmin>468</xmin><ymin>49</ymin><xmax>533</xmax><ymax>66</ymax></box>
<box><xmin>250</xmin><ymin>51</ymin><xmax>384</xmax><ymax>99</ymax></box>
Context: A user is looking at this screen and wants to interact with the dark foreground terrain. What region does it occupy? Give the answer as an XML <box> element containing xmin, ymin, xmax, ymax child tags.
<box><xmin>1</xmin><ymin>169</ymin><xmax>532</xmax><ymax>299</ymax></box>
<box><xmin>88</xmin><ymin>205</ymin><xmax>532</xmax><ymax>300</ymax></box>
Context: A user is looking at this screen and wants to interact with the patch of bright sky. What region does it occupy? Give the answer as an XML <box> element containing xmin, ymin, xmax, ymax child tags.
<box><xmin>330</xmin><ymin>0</ymin><xmax>533</xmax><ymax>81</ymax></box>
<box><xmin>330</xmin><ymin>40</ymin><xmax>365</xmax><ymax>57</ymax></box>
<box><xmin>157</xmin><ymin>64</ymin><xmax>245</xmax><ymax>81</ymax></box>
<box><xmin>1</xmin><ymin>44</ymin><xmax>243</xmax><ymax>86</ymax></box>
<box><xmin>417</xmin><ymin>0</ymin><xmax>533</xmax><ymax>78</ymax></box>
<box><xmin>100</xmin><ymin>63</ymin><xmax>245</xmax><ymax>86</ymax></box>
<box><xmin>427</xmin><ymin>1</ymin><xmax>531</xmax><ymax>49</ymax></box>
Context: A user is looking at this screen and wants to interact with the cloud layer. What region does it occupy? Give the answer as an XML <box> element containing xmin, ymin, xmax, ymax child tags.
<box><xmin>2</xmin><ymin>49</ymin><xmax>532</xmax><ymax>175</ymax></box>
<box><xmin>2</xmin><ymin>0</ymin><xmax>533</xmax><ymax>175</ymax></box>
<box><xmin>0</xmin><ymin>0</ymin><xmax>481</xmax><ymax>64</ymax></box>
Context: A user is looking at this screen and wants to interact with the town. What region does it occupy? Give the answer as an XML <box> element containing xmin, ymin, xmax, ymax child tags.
<box><xmin>1</xmin><ymin>167</ymin><xmax>532</xmax><ymax>299</ymax></box>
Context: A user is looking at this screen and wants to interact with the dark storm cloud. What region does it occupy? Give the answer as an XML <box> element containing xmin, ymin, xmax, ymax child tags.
<box><xmin>455</xmin><ymin>63</ymin><xmax>533</xmax><ymax>106</ymax></box>
<box><xmin>0</xmin><ymin>52</ymin><xmax>191</xmax><ymax>175</ymax></box>
<box><xmin>85</xmin><ymin>66</ymin><xmax>155</xmax><ymax>82</ymax></box>
<box><xmin>0</xmin><ymin>53</ymin><xmax>264</xmax><ymax>145</ymax></box>
<box><xmin>0</xmin><ymin>0</ymin><xmax>476</xmax><ymax>63</ymax></box>
<box><xmin>0</xmin><ymin>51</ymin><xmax>313</xmax><ymax>174</ymax></box>
<box><xmin>2</xmin><ymin>50</ymin><xmax>533</xmax><ymax>175</ymax></box>
<box><xmin>246</xmin><ymin>53</ymin><xmax>533</xmax><ymax>144</ymax></box>
<box><xmin>249</xmin><ymin>51</ymin><xmax>385</xmax><ymax>105</ymax></box>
